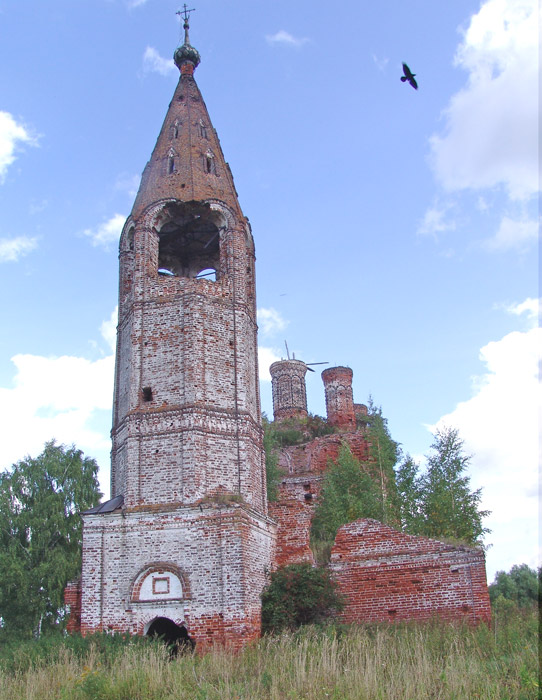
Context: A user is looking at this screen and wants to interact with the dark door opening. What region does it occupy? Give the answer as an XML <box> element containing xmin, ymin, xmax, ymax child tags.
<box><xmin>146</xmin><ymin>617</ymin><xmax>195</xmax><ymax>655</ymax></box>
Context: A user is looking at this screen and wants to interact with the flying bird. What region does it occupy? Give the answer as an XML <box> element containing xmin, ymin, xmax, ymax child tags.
<box><xmin>401</xmin><ymin>62</ymin><xmax>418</xmax><ymax>90</ymax></box>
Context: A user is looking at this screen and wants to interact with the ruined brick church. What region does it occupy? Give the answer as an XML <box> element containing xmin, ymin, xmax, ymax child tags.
<box><xmin>65</xmin><ymin>17</ymin><xmax>490</xmax><ymax>648</ymax></box>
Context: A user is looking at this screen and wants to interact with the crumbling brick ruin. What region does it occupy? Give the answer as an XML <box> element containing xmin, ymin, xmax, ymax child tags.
<box><xmin>268</xmin><ymin>360</ymin><xmax>490</xmax><ymax>626</ymax></box>
<box><xmin>65</xmin><ymin>21</ymin><xmax>490</xmax><ymax>647</ymax></box>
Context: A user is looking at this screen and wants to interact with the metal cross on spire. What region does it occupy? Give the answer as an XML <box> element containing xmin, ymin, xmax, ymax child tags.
<box><xmin>176</xmin><ymin>4</ymin><xmax>196</xmax><ymax>44</ymax></box>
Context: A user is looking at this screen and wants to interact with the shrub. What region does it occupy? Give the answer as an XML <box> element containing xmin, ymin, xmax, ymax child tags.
<box><xmin>261</xmin><ymin>563</ymin><xmax>343</xmax><ymax>634</ymax></box>
<box><xmin>489</xmin><ymin>564</ymin><xmax>540</xmax><ymax>608</ymax></box>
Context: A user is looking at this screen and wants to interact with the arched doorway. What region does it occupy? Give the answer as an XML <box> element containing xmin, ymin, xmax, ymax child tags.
<box><xmin>146</xmin><ymin>617</ymin><xmax>195</xmax><ymax>655</ymax></box>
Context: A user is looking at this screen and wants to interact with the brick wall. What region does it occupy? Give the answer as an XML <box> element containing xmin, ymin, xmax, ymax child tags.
<box><xmin>78</xmin><ymin>504</ymin><xmax>276</xmax><ymax>648</ymax></box>
<box><xmin>64</xmin><ymin>578</ymin><xmax>82</xmax><ymax>634</ymax></box>
<box><xmin>330</xmin><ymin>519</ymin><xmax>491</xmax><ymax>625</ymax></box>
<box><xmin>270</xmin><ymin>432</ymin><xmax>372</xmax><ymax>568</ymax></box>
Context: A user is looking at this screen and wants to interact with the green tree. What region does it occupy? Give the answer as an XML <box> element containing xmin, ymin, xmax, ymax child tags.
<box><xmin>489</xmin><ymin>564</ymin><xmax>539</xmax><ymax>608</ymax></box>
<box><xmin>261</xmin><ymin>563</ymin><xmax>343</xmax><ymax>633</ymax></box>
<box><xmin>357</xmin><ymin>398</ymin><xmax>402</xmax><ymax>527</ymax></box>
<box><xmin>310</xmin><ymin>444</ymin><xmax>384</xmax><ymax>559</ymax></box>
<box><xmin>262</xmin><ymin>415</ymin><xmax>282</xmax><ymax>502</ymax></box>
<box><xmin>418</xmin><ymin>427</ymin><xmax>490</xmax><ymax>546</ymax></box>
<box><xmin>395</xmin><ymin>454</ymin><xmax>424</xmax><ymax>533</ymax></box>
<box><xmin>0</xmin><ymin>441</ymin><xmax>102</xmax><ymax>638</ymax></box>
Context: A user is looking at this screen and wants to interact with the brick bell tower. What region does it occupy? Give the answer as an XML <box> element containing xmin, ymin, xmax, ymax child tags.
<box><xmin>75</xmin><ymin>12</ymin><xmax>276</xmax><ymax>649</ymax></box>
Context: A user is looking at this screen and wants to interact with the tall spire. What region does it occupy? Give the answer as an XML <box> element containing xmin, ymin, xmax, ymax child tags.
<box><xmin>174</xmin><ymin>4</ymin><xmax>200</xmax><ymax>74</ymax></box>
<box><xmin>131</xmin><ymin>6</ymin><xmax>242</xmax><ymax>219</ymax></box>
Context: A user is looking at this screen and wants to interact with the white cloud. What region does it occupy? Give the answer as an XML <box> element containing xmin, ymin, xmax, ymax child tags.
<box><xmin>429</xmin><ymin>0</ymin><xmax>538</xmax><ymax>200</ymax></box>
<box><xmin>0</xmin><ymin>311</ymin><xmax>117</xmax><ymax>494</ymax></box>
<box><xmin>0</xmin><ymin>111</ymin><xmax>37</xmax><ymax>182</ymax></box>
<box><xmin>483</xmin><ymin>215</ymin><xmax>539</xmax><ymax>252</ymax></box>
<box><xmin>143</xmin><ymin>47</ymin><xmax>176</xmax><ymax>76</ymax></box>
<box><xmin>0</xmin><ymin>354</ymin><xmax>114</xmax><ymax>482</ymax></box>
<box><xmin>418</xmin><ymin>202</ymin><xmax>457</xmax><ymax>237</ymax></box>
<box><xmin>0</xmin><ymin>236</ymin><xmax>38</xmax><ymax>262</ymax></box>
<box><xmin>257</xmin><ymin>307</ymin><xmax>288</xmax><ymax>336</ymax></box>
<box><xmin>258</xmin><ymin>346</ymin><xmax>282</xmax><ymax>381</ymax></box>
<box><xmin>100</xmin><ymin>307</ymin><xmax>118</xmax><ymax>352</ymax></box>
<box><xmin>430</xmin><ymin>299</ymin><xmax>540</xmax><ymax>578</ymax></box>
<box><xmin>83</xmin><ymin>213</ymin><xmax>125</xmax><ymax>249</ymax></box>
<box><xmin>501</xmin><ymin>296</ymin><xmax>539</xmax><ymax>321</ymax></box>
<box><xmin>265</xmin><ymin>30</ymin><xmax>309</xmax><ymax>48</ymax></box>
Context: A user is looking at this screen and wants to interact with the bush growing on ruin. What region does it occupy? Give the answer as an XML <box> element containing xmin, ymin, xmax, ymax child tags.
<box><xmin>310</xmin><ymin>444</ymin><xmax>384</xmax><ymax>557</ymax></box>
<box><xmin>395</xmin><ymin>428</ymin><xmax>490</xmax><ymax>547</ymax></box>
<box><xmin>415</xmin><ymin>427</ymin><xmax>490</xmax><ymax>546</ymax></box>
<box><xmin>261</xmin><ymin>563</ymin><xmax>343</xmax><ymax>633</ymax></box>
<box><xmin>359</xmin><ymin>399</ymin><xmax>402</xmax><ymax>527</ymax></box>
<box><xmin>395</xmin><ymin>454</ymin><xmax>425</xmax><ymax>533</ymax></box>
<box><xmin>262</xmin><ymin>416</ymin><xmax>283</xmax><ymax>502</ymax></box>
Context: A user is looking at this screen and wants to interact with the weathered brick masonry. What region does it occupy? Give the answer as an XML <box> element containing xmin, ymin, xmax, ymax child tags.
<box><xmin>67</xmin><ymin>22</ymin><xmax>490</xmax><ymax>644</ymax></box>
<box><xmin>68</xmin><ymin>21</ymin><xmax>276</xmax><ymax>648</ymax></box>
<box><xmin>331</xmin><ymin>520</ymin><xmax>491</xmax><ymax>625</ymax></box>
<box><xmin>269</xmin><ymin>362</ymin><xmax>491</xmax><ymax>625</ymax></box>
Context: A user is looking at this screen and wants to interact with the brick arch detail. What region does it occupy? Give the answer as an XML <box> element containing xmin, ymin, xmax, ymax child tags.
<box><xmin>119</xmin><ymin>216</ymin><xmax>135</xmax><ymax>253</ymax></box>
<box><xmin>139</xmin><ymin>197</ymin><xmax>237</xmax><ymax>233</ymax></box>
<box><xmin>130</xmin><ymin>562</ymin><xmax>191</xmax><ymax>602</ymax></box>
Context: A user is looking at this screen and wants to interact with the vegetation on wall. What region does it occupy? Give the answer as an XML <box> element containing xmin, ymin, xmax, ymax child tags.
<box><xmin>356</xmin><ymin>398</ymin><xmax>402</xmax><ymax>528</ymax></box>
<box><xmin>0</xmin><ymin>441</ymin><xmax>102</xmax><ymax>638</ymax></box>
<box><xmin>262</xmin><ymin>413</ymin><xmax>336</xmax><ymax>502</ymax></box>
<box><xmin>260</xmin><ymin>562</ymin><xmax>343</xmax><ymax>634</ymax></box>
<box><xmin>264</xmin><ymin>413</ymin><xmax>336</xmax><ymax>449</ymax></box>
<box><xmin>310</xmin><ymin>401</ymin><xmax>402</xmax><ymax>562</ymax></box>
<box><xmin>396</xmin><ymin>427</ymin><xmax>491</xmax><ymax>547</ymax></box>
<box><xmin>310</xmin><ymin>444</ymin><xmax>387</xmax><ymax>562</ymax></box>
<box><xmin>306</xmin><ymin>404</ymin><xmax>490</xmax><ymax>562</ymax></box>
<box><xmin>262</xmin><ymin>416</ymin><xmax>282</xmax><ymax>502</ymax></box>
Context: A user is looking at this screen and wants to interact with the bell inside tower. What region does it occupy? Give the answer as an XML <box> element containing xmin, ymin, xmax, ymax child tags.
<box><xmin>157</xmin><ymin>201</ymin><xmax>224</xmax><ymax>279</ymax></box>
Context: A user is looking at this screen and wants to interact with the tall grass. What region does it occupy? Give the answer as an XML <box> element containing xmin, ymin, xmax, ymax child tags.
<box><xmin>0</xmin><ymin>607</ymin><xmax>537</xmax><ymax>700</ymax></box>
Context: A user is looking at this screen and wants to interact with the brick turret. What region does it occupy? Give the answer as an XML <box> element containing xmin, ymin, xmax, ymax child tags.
<box><xmin>270</xmin><ymin>359</ymin><xmax>308</xmax><ymax>421</ymax></box>
<box><xmin>321</xmin><ymin>366</ymin><xmax>356</xmax><ymax>431</ymax></box>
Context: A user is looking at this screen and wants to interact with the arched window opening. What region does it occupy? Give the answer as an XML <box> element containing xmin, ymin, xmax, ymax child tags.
<box><xmin>146</xmin><ymin>617</ymin><xmax>195</xmax><ymax>655</ymax></box>
<box><xmin>157</xmin><ymin>201</ymin><xmax>223</xmax><ymax>279</ymax></box>
<box><xmin>196</xmin><ymin>268</ymin><xmax>216</xmax><ymax>282</ymax></box>
<box><xmin>127</xmin><ymin>228</ymin><xmax>135</xmax><ymax>252</ymax></box>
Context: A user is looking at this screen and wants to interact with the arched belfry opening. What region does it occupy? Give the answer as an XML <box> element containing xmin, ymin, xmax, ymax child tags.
<box><xmin>156</xmin><ymin>201</ymin><xmax>223</xmax><ymax>278</ymax></box>
<box><xmin>145</xmin><ymin>617</ymin><xmax>195</xmax><ymax>653</ymax></box>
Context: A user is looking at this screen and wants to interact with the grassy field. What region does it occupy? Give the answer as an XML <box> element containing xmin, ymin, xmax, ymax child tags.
<box><xmin>0</xmin><ymin>607</ymin><xmax>537</xmax><ymax>700</ymax></box>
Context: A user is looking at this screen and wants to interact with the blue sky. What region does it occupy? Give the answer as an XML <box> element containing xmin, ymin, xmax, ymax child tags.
<box><xmin>0</xmin><ymin>0</ymin><xmax>538</xmax><ymax>582</ymax></box>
